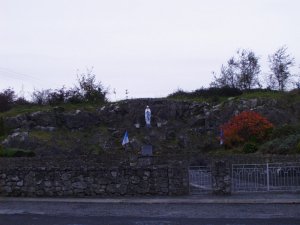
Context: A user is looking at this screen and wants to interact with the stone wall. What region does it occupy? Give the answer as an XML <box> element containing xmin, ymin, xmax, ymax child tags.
<box><xmin>212</xmin><ymin>161</ymin><xmax>231</xmax><ymax>195</ymax></box>
<box><xmin>0</xmin><ymin>156</ymin><xmax>189</xmax><ymax>197</ymax></box>
<box><xmin>1</xmin><ymin>154</ymin><xmax>299</xmax><ymax>197</ymax></box>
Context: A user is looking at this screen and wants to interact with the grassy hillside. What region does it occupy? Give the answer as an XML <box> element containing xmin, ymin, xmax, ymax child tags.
<box><xmin>167</xmin><ymin>87</ymin><xmax>300</xmax><ymax>103</ymax></box>
<box><xmin>1</xmin><ymin>88</ymin><xmax>300</xmax><ymax>157</ymax></box>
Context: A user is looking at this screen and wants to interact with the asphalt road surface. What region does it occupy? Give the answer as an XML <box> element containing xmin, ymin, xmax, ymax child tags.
<box><xmin>1</xmin><ymin>215</ymin><xmax>300</xmax><ymax>225</ymax></box>
<box><xmin>1</xmin><ymin>200</ymin><xmax>300</xmax><ymax>225</ymax></box>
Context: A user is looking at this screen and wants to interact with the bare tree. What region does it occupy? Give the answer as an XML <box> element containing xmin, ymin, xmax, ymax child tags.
<box><xmin>211</xmin><ymin>49</ymin><xmax>261</xmax><ymax>90</ymax></box>
<box><xmin>210</xmin><ymin>57</ymin><xmax>237</xmax><ymax>88</ymax></box>
<box><xmin>268</xmin><ymin>46</ymin><xmax>295</xmax><ymax>91</ymax></box>
<box><xmin>236</xmin><ymin>49</ymin><xmax>261</xmax><ymax>90</ymax></box>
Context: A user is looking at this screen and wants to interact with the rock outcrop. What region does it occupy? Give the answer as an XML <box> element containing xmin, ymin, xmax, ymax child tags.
<box><xmin>2</xmin><ymin>97</ymin><xmax>300</xmax><ymax>156</ymax></box>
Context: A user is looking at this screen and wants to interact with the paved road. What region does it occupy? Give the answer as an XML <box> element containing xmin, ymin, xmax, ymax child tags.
<box><xmin>1</xmin><ymin>201</ymin><xmax>300</xmax><ymax>218</ymax></box>
<box><xmin>1</xmin><ymin>195</ymin><xmax>300</xmax><ymax>225</ymax></box>
<box><xmin>1</xmin><ymin>214</ymin><xmax>300</xmax><ymax>225</ymax></box>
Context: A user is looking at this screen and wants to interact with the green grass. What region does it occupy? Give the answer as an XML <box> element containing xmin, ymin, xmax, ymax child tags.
<box><xmin>2</xmin><ymin>90</ymin><xmax>300</xmax><ymax>119</ymax></box>
<box><xmin>168</xmin><ymin>89</ymin><xmax>300</xmax><ymax>105</ymax></box>
<box><xmin>206</xmin><ymin>144</ymin><xmax>259</xmax><ymax>156</ymax></box>
<box><xmin>167</xmin><ymin>95</ymin><xmax>228</xmax><ymax>104</ymax></box>
<box><xmin>239</xmin><ymin>91</ymin><xmax>285</xmax><ymax>99</ymax></box>
<box><xmin>55</xmin><ymin>102</ymin><xmax>104</xmax><ymax>112</ymax></box>
<box><xmin>0</xmin><ymin>101</ymin><xmax>106</xmax><ymax>118</ymax></box>
<box><xmin>29</xmin><ymin>130</ymin><xmax>52</xmax><ymax>141</ymax></box>
<box><xmin>0</xmin><ymin>105</ymin><xmax>51</xmax><ymax>118</ymax></box>
<box><xmin>0</xmin><ymin>147</ymin><xmax>35</xmax><ymax>157</ymax></box>
<box><xmin>238</xmin><ymin>90</ymin><xmax>300</xmax><ymax>103</ymax></box>
<box><xmin>27</xmin><ymin>126</ymin><xmax>111</xmax><ymax>154</ymax></box>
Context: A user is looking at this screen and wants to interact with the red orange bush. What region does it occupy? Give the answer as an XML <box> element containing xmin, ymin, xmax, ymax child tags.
<box><xmin>221</xmin><ymin>111</ymin><xmax>274</xmax><ymax>147</ymax></box>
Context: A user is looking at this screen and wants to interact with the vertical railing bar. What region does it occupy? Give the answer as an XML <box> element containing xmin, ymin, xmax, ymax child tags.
<box><xmin>266</xmin><ymin>163</ymin><xmax>270</xmax><ymax>191</ymax></box>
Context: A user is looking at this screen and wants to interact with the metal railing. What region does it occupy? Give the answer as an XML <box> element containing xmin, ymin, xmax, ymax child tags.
<box><xmin>189</xmin><ymin>166</ymin><xmax>212</xmax><ymax>194</ymax></box>
<box><xmin>232</xmin><ymin>163</ymin><xmax>300</xmax><ymax>192</ymax></box>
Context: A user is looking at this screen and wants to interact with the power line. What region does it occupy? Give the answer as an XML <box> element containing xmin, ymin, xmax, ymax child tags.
<box><xmin>0</xmin><ymin>67</ymin><xmax>60</xmax><ymax>87</ymax></box>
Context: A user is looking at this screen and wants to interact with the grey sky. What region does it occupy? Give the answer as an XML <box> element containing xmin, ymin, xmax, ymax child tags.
<box><xmin>1</xmin><ymin>0</ymin><xmax>299</xmax><ymax>100</ymax></box>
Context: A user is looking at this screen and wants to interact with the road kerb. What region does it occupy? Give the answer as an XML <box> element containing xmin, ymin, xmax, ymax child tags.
<box><xmin>1</xmin><ymin>197</ymin><xmax>300</xmax><ymax>204</ymax></box>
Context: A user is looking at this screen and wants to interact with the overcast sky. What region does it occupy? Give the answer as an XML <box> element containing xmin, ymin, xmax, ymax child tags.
<box><xmin>1</xmin><ymin>0</ymin><xmax>300</xmax><ymax>100</ymax></box>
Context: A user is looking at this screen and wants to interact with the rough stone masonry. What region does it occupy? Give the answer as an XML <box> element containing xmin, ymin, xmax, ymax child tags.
<box><xmin>0</xmin><ymin>156</ymin><xmax>189</xmax><ymax>197</ymax></box>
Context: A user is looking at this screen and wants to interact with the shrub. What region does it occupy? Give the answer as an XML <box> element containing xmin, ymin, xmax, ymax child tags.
<box><xmin>77</xmin><ymin>68</ymin><xmax>107</xmax><ymax>103</ymax></box>
<box><xmin>30</xmin><ymin>69</ymin><xmax>107</xmax><ymax>105</ymax></box>
<box><xmin>0</xmin><ymin>148</ymin><xmax>35</xmax><ymax>157</ymax></box>
<box><xmin>167</xmin><ymin>88</ymin><xmax>189</xmax><ymax>99</ymax></box>
<box><xmin>65</xmin><ymin>87</ymin><xmax>83</xmax><ymax>104</ymax></box>
<box><xmin>167</xmin><ymin>87</ymin><xmax>242</xmax><ymax>99</ymax></box>
<box><xmin>191</xmin><ymin>86</ymin><xmax>242</xmax><ymax>98</ymax></box>
<box><xmin>0</xmin><ymin>117</ymin><xmax>4</xmax><ymax>136</ymax></box>
<box><xmin>260</xmin><ymin>134</ymin><xmax>300</xmax><ymax>154</ymax></box>
<box><xmin>221</xmin><ymin>111</ymin><xmax>274</xmax><ymax>147</ymax></box>
<box><xmin>296</xmin><ymin>141</ymin><xmax>300</xmax><ymax>154</ymax></box>
<box><xmin>14</xmin><ymin>97</ymin><xmax>30</xmax><ymax>106</ymax></box>
<box><xmin>0</xmin><ymin>88</ymin><xmax>16</xmax><ymax>112</ymax></box>
<box><xmin>31</xmin><ymin>89</ymin><xmax>51</xmax><ymax>105</ymax></box>
<box><xmin>270</xmin><ymin>124</ymin><xmax>300</xmax><ymax>139</ymax></box>
<box><xmin>47</xmin><ymin>87</ymin><xmax>66</xmax><ymax>105</ymax></box>
<box><xmin>243</xmin><ymin>142</ymin><xmax>258</xmax><ymax>153</ymax></box>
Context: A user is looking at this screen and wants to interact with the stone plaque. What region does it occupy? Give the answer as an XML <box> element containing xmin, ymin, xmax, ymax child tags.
<box><xmin>141</xmin><ymin>145</ymin><xmax>153</xmax><ymax>156</ymax></box>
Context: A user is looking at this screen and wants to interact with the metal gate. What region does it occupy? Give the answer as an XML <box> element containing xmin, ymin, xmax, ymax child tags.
<box><xmin>232</xmin><ymin>163</ymin><xmax>300</xmax><ymax>192</ymax></box>
<box><xmin>189</xmin><ymin>166</ymin><xmax>212</xmax><ymax>194</ymax></box>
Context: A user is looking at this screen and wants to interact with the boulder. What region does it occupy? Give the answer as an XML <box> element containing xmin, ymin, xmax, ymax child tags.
<box><xmin>64</xmin><ymin>111</ymin><xmax>100</xmax><ymax>129</ymax></box>
<box><xmin>2</xmin><ymin>132</ymin><xmax>29</xmax><ymax>148</ymax></box>
<box><xmin>29</xmin><ymin>111</ymin><xmax>56</xmax><ymax>127</ymax></box>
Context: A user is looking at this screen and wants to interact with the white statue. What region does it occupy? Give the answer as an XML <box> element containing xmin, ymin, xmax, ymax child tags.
<box><xmin>145</xmin><ymin>106</ymin><xmax>151</xmax><ymax>128</ymax></box>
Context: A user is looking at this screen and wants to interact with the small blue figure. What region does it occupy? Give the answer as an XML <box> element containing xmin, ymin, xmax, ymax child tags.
<box><xmin>220</xmin><ymin>129</ymin><xmax>224</xmax><ymax>145</ymax></box>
